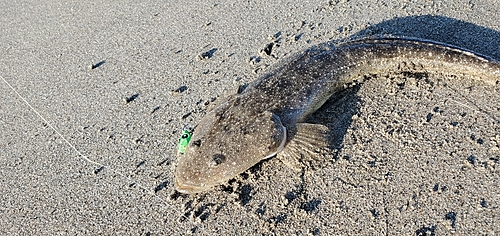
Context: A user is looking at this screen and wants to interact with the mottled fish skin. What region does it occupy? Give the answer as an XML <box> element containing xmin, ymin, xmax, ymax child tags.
<box><xmin>175</xmin><ymin>37</ymin><xmax>500</xmax><ymax>193</ymax></box>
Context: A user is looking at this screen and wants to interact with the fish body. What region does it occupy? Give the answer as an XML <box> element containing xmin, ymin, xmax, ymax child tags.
<box><xmin>175</xmin><ymin>37</ymin><xmax>500</xmax><ymax>194</ymax></box>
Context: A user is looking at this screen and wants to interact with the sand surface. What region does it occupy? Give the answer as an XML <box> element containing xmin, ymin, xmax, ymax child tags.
<box><xmin>1</xmin><ymin>0</ymin><xmax>499</xmax><ymax>235</ymax></box>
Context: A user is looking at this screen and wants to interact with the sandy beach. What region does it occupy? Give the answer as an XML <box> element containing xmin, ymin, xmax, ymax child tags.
<box><xmin>1</xmin><ymin>0</ymin><xmax>499</xmax><ymax>234</ymax></box>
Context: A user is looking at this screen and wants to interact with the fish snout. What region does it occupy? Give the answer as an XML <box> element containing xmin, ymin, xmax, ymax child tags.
<box><xmin>174</xmin><ymin>178</ymin><xmax>206</xmax><ymax>194</ymax></box>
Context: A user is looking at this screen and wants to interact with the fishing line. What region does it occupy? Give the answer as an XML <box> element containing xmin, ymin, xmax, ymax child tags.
<box><xmin>1</xmin><ymin>75</ymin><xmax>206</xmax><ymax>234</ymax></box>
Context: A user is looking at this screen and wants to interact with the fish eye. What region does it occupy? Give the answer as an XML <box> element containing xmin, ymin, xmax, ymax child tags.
<box><xmin>181</xmin><ymin>134</ymin><xmax>189</xmax><ymax>139</ymax></box>
<box><xmin>211</xmin><ymin>154</ymin><xmax>226</xmax><ymax>166</ymax></box>
<box><xmin>192</xmin><ymin>139</ymin><xmax>201</xmax><ymax>147</ymax></box>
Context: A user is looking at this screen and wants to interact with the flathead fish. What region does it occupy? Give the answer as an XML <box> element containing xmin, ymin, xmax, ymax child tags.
<box><xmin>175</xmin><ymin>37</ymin><xmax>500</xmax><ymax>193</ymax></box>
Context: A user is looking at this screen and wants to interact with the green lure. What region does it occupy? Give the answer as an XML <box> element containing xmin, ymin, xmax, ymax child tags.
<box><xmin>177</xmin><ymin>127</ymin><xmax>193</xmax><ymax>154</ymax></box>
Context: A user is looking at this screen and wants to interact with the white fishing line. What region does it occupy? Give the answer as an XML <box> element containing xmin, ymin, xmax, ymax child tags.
<box><xmin>1</xmin><ymin>75</ymin><xmax>204</xmax><ymax>234</ymax></box>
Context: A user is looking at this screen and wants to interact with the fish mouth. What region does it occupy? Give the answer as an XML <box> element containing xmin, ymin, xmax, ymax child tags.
<box><xmin>174</xmin><ymin>179</ymin><xmax>207</xmax><ymax>194</ymax></box>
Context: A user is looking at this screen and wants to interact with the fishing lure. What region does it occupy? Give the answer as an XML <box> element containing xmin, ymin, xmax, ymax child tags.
<box><xmin>177</xmin><ymin>127</ymin><xmax>193</xmax><ymax>155</ymax></box>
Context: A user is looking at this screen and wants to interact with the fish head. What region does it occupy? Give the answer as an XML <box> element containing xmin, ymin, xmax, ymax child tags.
<box><xmin>175</xmin><ymin>99</ymin><xmax>286</xmax><ymax>194</ymax></box>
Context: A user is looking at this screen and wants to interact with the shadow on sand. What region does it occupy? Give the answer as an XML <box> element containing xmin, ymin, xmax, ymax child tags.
<box><xmin>308</xmin><ymin>15</ymin><xmax>500</xmax><ymax>165</ymax></box>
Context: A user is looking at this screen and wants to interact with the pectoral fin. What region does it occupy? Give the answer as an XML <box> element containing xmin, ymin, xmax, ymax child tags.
<box><xmin>278</xmin><ymin>123</ymin><xmax>333</xmax><ymax>171</ymax></box>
